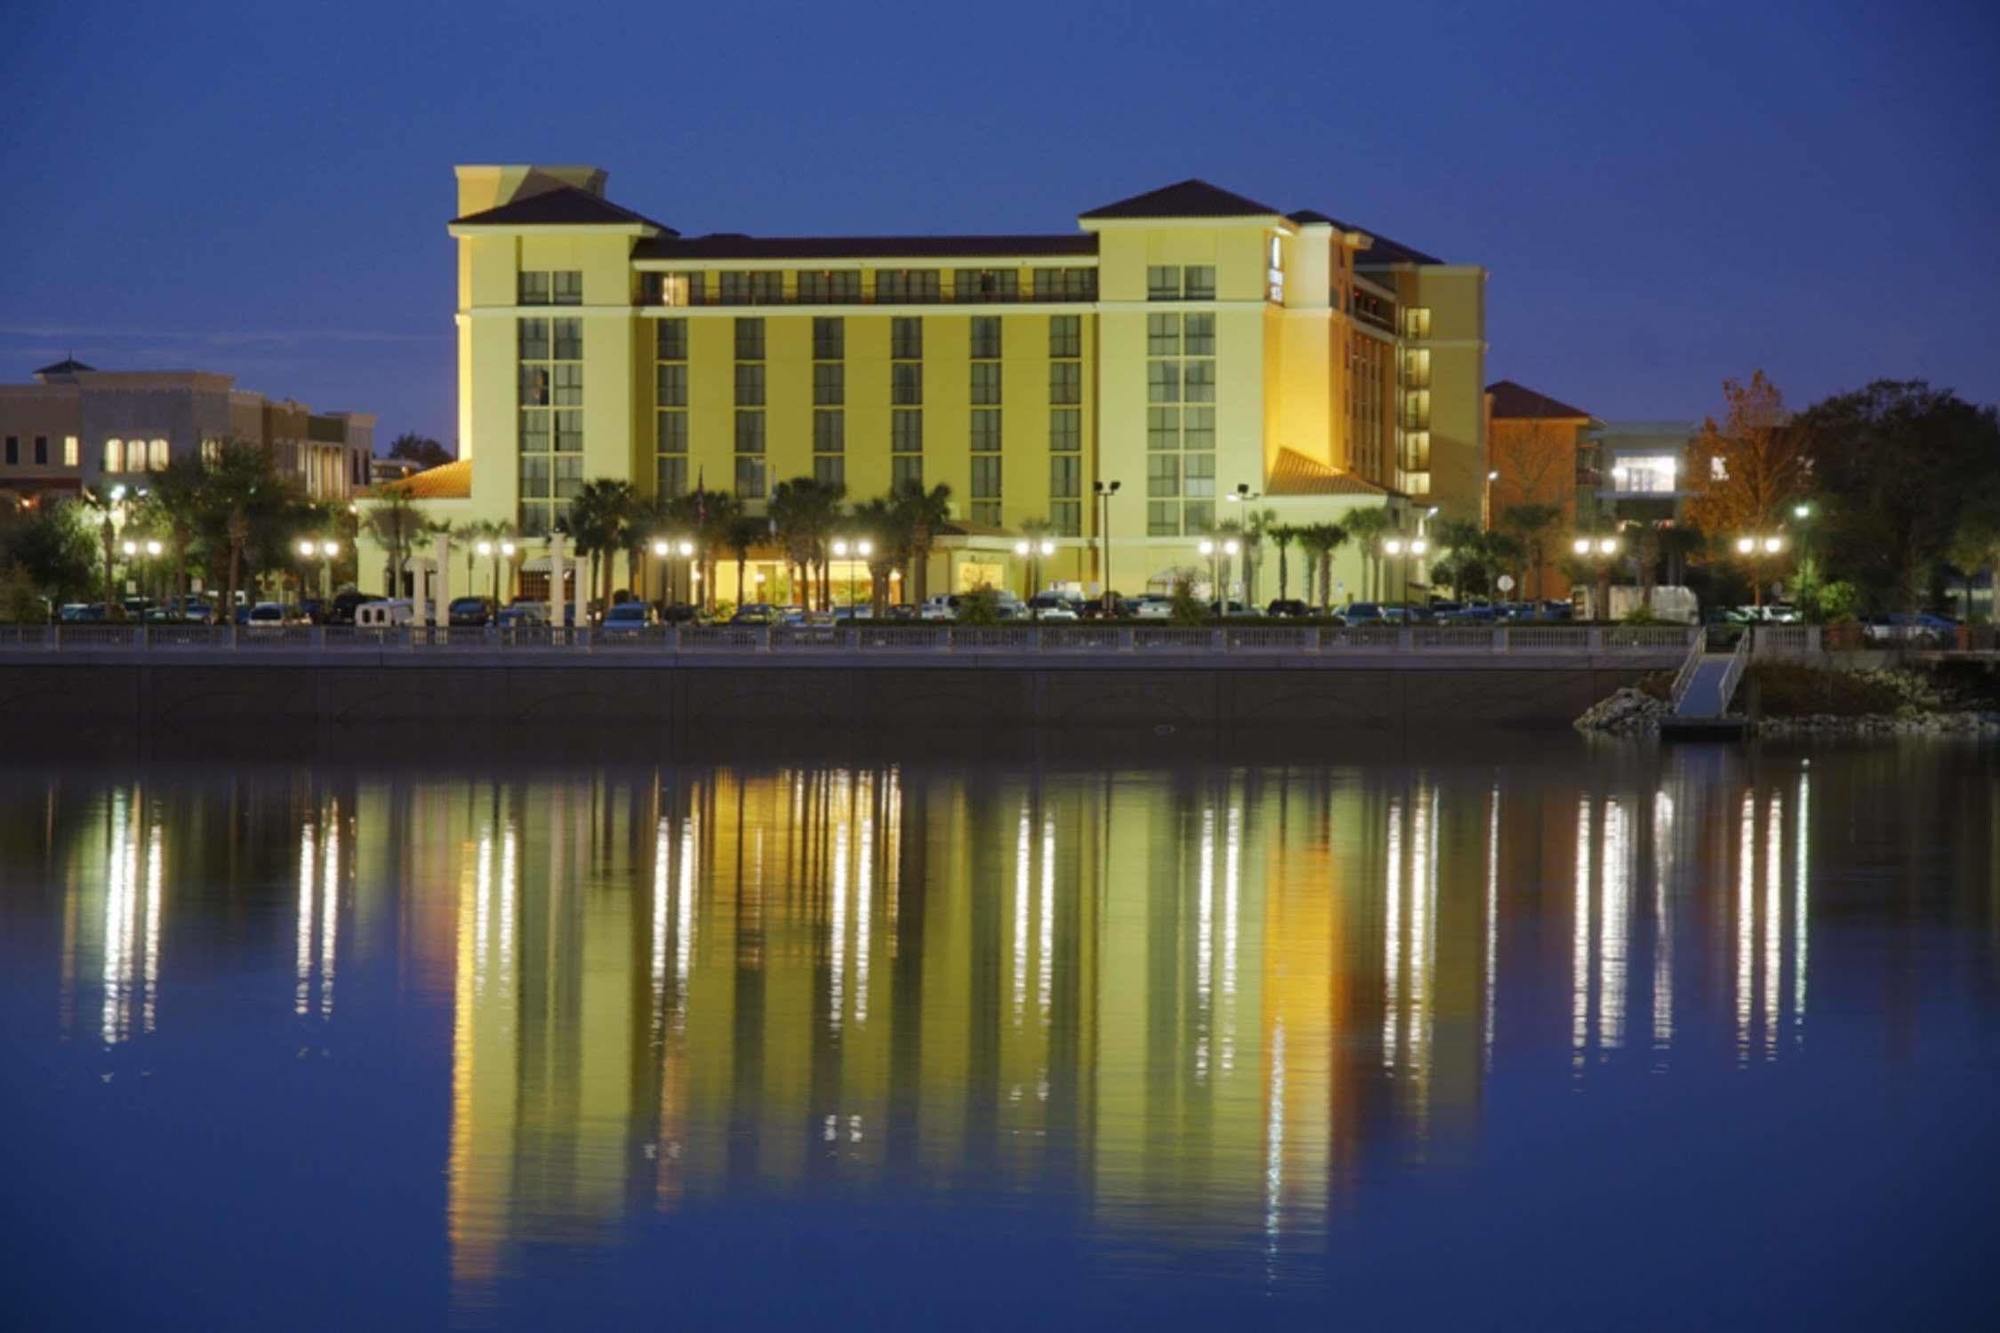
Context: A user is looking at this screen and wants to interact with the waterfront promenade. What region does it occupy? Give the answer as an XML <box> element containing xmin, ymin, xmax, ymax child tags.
<box><xmin>0</xmin><ymin>622</ymin><xmax>1693</xmax><ymax>738</ymax></box>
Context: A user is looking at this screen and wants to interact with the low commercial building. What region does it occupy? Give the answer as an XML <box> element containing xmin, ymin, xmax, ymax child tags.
<box><xmin>1485</xmin><ymin>379</ymin><xmax>1694</xmax><ymax>599</ymax></box>
<box><xmin>0</xmin><ymin>358</ymin><xmax>375</xmax><ymax>508</ymax></box>
<box><xmin>375</xmin><ymin>164</ymin><xmax>1489</xmax><ymax>607</ymax></box>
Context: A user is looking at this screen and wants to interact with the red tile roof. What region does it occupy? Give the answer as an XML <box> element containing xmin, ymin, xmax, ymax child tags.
<box><xmin>1266</xmin><ymin>448</ymin><xmax>1395</xmax><ymax>498</ymax></box>
<box><xmin>1486</xmin><ymin>380</ymin><xmax>1594</xmax><ymax>421</ymax></box>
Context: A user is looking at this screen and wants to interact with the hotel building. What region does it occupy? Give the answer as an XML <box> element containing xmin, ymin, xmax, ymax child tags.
<box><xmin>394</xmin><ymin>164</ymin><xmax>1488</xmax><ymax>603</ymax></box>
<box><xmin>0</xmin><ymin>357</ymin><xmax>375</xmax><ymax>508</ymax></box>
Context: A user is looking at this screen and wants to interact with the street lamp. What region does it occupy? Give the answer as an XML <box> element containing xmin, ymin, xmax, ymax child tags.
<box><xmin>1197</xmin><ymin>536</ymin><xmax>1243</xmax><ymax>615</ymax></box>
<box><xmin>1094</xmin><ymin>479</ymin><xmax>1122</xmax><ymax>615</ymax></box>
<box><xmin>1571</xmin><ymin>534</ymin><xmax>1623</xmax><ymax>620</ymax></box>
<box><xmin>1483</xmin><ymin>469</ymin><xmax>1500</xmax><ymax>531</ymax></box>
<box><xmin>1382</xmin><ymin>536</ymin><xmax>1429</xmax><ymax>608</ymax></box>
<box><xmin>1735</xmin><ymin>533</ymin><xmax>1787</xmax><ymax>608</ymax></box>
<box><xmin>1014</xmin><ymin>536</ymin><xmax>1057</xmax><ymax>615</ymax></box>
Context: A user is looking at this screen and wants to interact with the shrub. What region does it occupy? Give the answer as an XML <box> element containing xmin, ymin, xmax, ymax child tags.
<box><xmin>956</xmin><ymin>585</ymin><xmax>1002</xmax><ymax>626</ymax></box>
<box><xmin>1749</xmin><ymin>664</ymin><xmax>1943</xmax><ymax>717</ymax></box>
<box><xmin>1169</xmin><ymin>574</ymin><xmax>1205</xmax><ymax>626</ymax></box>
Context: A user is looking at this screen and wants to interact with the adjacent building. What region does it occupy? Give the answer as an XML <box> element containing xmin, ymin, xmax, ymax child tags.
<box><xmin>0</xmin><ymin>358</ymin><xmax>375</xmax><ymax>508</ymax></box>
<box><xmin>1485</xmin><ymin>378</ymin><xmax>1694</xmax><ymax>598</ymax></box>
<box><xmin>386</xmin><ymin>164</ymin><xmax>1487</xmax><ymax>604</ymax></box>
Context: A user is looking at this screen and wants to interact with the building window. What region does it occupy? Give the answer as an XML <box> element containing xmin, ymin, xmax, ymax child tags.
<box><xmin>518</xmin><ymin>270</ymin><xmax>581</xmax><ymax>305</ymax></box>
<box><xmin>735</xmin><ymin>363</ymin><xmax>766</xmax><ymax>406</ymax></box>
<box><xmin>798</xmin><ymin>270</ymin><xmax>861</xmax><ymax>303</ymax></box>
<box><xmin>718</xmin><ymin>271</ymin><xmax>784</xmax><ymax>304</ymax></box>
<box><xmin>970</xmin><ymin>362</ymin><xmax>1001</xmax><ymax>406</ymax></box>
<box><xmin>970</xmin><ymin>408</ymin><xmax>1001</xmax><ymax>453</ymax></box>
<box><xmin>657</xmin><ymin>318</ymin><xmax>688</xmax><ymax>360</ymax></box>
<box><xmin>891</xmin><ymin>455</ymin><xmax>923</xmax><ymax>490</ymax></box>
<box><xmin>657</xmin><ymin>411</ymin><xmax>688</xmax><ymax>458</ymax></box>
<box><xmin>969</xmin><ymin>316</ymin><xmax>1002</xmax><ymax>360</ymax></box>
<box><xmin>890</xmin><ymin>316</ymin><xmax>923</xmax><ymax>360</ymax></box>
<box><xmin>892</xmin><ymin>409</ymin><xmax>923</xmax><ymax>454</ymax></box>
<box><xmin>812</xmin><ymin>316</ymin><xmax>844</xmax><ymax>360</ymax></box>
<box><xmin>652</xmin><ymin>273</ymin><xmax>700</xmax><ymax>307</ymax></box>
<box><xmin>1148</xmin><ymin>265</ymin><xmax>1213</xmax><ymax>300</ymax></box>
<box><xmin>519</xmin><ymin>270</ymin><xmax>550</xmax><ymax>305</ymax></box>
<box><xmin>815</xmin><ymin>455</ymin><xmax>845</xmax><ymax>489</ymax></box>
<box><xmin>519</xmin><ymin>315</ymin><xmax>583</xmax><ymax>535</ymax></box>
<box><xmin>33</xmin><ymin>435</ymin><xmax>48</xmax><ymax>465</ymax></box>
<box><xmin>552</xmin><ymin>270</ymin><xmax>582</xmax><ymax>305</ymax></box>
<box><xmin>812</xmin><ymin>363</ymin><xmax>844</xmax><ymax>406</ymax></box>
<box><xmin>1402</xmin><ymin>390</ymin><xmax>1430</xmax><ymax>431</ymax></box>
<box><xmin>1050</xmin><ymin>408</ymin><xmax>1080</xmax><ymax>453</ymax></box>
<box><xmin>1050</xmin><ymin>457</ymin><xmax>1081</xmax><ymax>536</ymax></box>
<box><xmin>1032</xmin><ymin>268</ymin><xmax>1097</xmax><ymax>301</ymax></box>
<box><xmin>1048</xmin><ymin>314</ymin><xmax>1081</xmax><ymax>358</ymax></box>
<box><xmin>970</xmin><ymin>455</ymin><xmax>1002</xmax><ymax>525</ymax></box>
<box><xmin>148</xmin><ymin>439</ymin><xmax>169</xmax><ymax>470</ymax></box>
<box><xmin>657</xmin><ymin>318</ymin><xmax>689</xmax><ymax>498</ymax></box>
<box><xmin>735</xmin><ymin>317</ymin><xmax>765</xmax><ymax>360</ymax></box>
<box><xmin>892</xmin><ymin>363</ymin><xmax>923</xmax><ymax>406</ymax></box>
<box><xmin>64</xmin><ymin>436</ymin><xmax>79</xmax><ymax>467</ymax></box>
<box><xmin>3</xmin><ymin>436</ymin><xmax>15</xmax><ymax>465</ymax></box>
<box><xmin>1403</xmin><ymin>307</ymin><xmax>1432</xmax><ymax>339</ymax></box>
<box><xmin>876</xmin><ymin>269</ymin><xmax>941</xmax><ymax>303</ymax></box>
<box><xmin>1143</xmin><ymin>312</ymin><xmax>1216</xmax><ymax>535</ymax></box>
<box><xmin>735</xmin><ymin>455</ymin><xmax>767</xmax><ymax>499</ymax></box>
<box><xmin>1402</xmin><ymin>347</ymin><xmax>1431</xmax><ymax>388</ymax></box>
<box><xmin>955</xmin><ymin>269</ymin><xmax>1018</xmax><ymax>302</ymax></box>
<box><xmin>657</xmin><ymin>363</ymin><xmax>688</xmax><ymax>407</ymax></box>
<box><xmin>814</xmin><ymin>409</ymin><xmax>844</xmax><ymax>454</ymax></box>
<box><xmin>104</xmin><ymin>438</ymin><xmax>124</xmax><ymax>472</ymax></box>
<box><xmin>657</xmin><ymin>456</ymin><xmax>688</xmax><ymax>498</ymax></box>
<box><xmin>735</xmin><ymin>410</ymin><xmax>765</xmax><ymax>454</ymax></box>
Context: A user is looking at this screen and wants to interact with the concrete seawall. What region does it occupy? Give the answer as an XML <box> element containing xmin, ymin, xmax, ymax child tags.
<box><xmin>0</xmin><ymin>648</ymin><xmax>1672</xmax><ymax>745</ymax></box>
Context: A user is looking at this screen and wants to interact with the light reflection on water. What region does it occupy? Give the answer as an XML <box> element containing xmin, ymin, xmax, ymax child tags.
<box><xmin>3</xmin><ymin>743</ymin><xmax>1998</xmax><ymax>1328</ymax></box>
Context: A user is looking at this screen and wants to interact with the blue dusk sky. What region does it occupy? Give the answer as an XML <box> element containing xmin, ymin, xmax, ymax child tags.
<box><xmin>1</xmin><ymin>0</ymin><xmax>1994</xmax><ymax>448</ymax></box>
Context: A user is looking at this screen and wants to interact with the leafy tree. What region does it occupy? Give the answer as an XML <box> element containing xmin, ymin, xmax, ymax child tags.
<box><xmin>1433</xmin><ymin>518</ymin><xmax>1485</xmax><ymax>598</ymax></box>
<box><xmin>81</xmin><ymin>486</ymin><xmax>121</xmax><ymax>616</ymax></box>
<box><xmin>1167</xmin><ymin>572</ymin><xmax>1205</xmax><ymax>625</ymax></box>
<box><xmin>851</xmin><ymin>496</ymin><xmax>913</xmax><ymax>616</ymax></box>
<box><xmin>1500</xmin><ymin>502</ymin><xmax>1563</xmax><ymax>600</ymax></box>
<box><xmin>1798</xmin><ymin>380</ymin><xmax>2000</xmax><ymax>612</ymax></box>
<box><xmin>131</xmin><ymin>455</ymin><xmax>207</xmax><ymax>605</ymax></box>
<box><xmin>956</xmin><ymin>584</ymin><xmax>1003</xmax><ymax>626</ymax></box>
<box><xmin>561</xmin><ymin>478</ymin><xmax>638</xmax><ymax>609</ymax></box>
<box><xmin>387</xmin><ymin>434</ymin><xmax>453</xmax><ymax>470</ymax></box>
<box><xmin>0</xmin><ymin>500</ymin><xmax>96</xmax><ymax>604</ymax></box>
<box><xmin>1685</xmin><ymin>371</ymin><xmax>1813</xmax><ymax>541</ymax></box>
<box><xmin>0</xmin><ymin>562</ymin><xmax>43</xmax><ymax>623</ymax></box>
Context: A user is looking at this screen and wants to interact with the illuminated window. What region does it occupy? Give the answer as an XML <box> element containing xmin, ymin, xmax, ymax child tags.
<box><xmin>1710</xmin><ymin>456</ymin><xmax>1729</xmax><ymax>482</ymax></box>
<box><xmin>147</xmin><ymin>439</ymin><xmax>168</xmax><ymax>470</ymax></box>
<box><xmin>201</xmin><ymin>438</ymin><xmax>221</xmax><ymax>465</ymax></box>
<box><xmin>654</xmin><ymin>273</ymin><xmax>696</xmax><ymax>307</ymax></box>
<box><xmin>1612</xmin><ymin>455</ymin><xmax>1680</xmax><ymax>494</ymax></box>
<box><xmin>1403</xmin><ymin>306</ymin><xmax>1432</xmax><ymax>339</ymax></box>
<box><xmin>64</xmin><ymin>436</ymin><xmax>79</xmax><ymax>467</ymax></box>
<box><xmin>104</xmin><ymin>438</ymin><xmax>124</xmax><ymax>472</ymax></box>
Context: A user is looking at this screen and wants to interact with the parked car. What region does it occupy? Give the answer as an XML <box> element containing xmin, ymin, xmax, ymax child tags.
<box><xmin>1265</xmin><ymin>598</ymin><xmax>1310</xmax><ymax>618</ymax></box>
<box><xmin>448</xmin><ymin>595</ymin><xmax>496</xmax><ymax>627</ymax></box>
<box><xmin>245</xmin><ymin>602</ymin><xmax>303</xmax><ymax>627</ymax></box>
<box><xmin>58</xmin><ymin>603</ymin><xmax>107</xmax><ymax>623</ymax></box>
<box><xmin>831</xmin><ymin>605</ymin><xmax>876</xmax><ymax>622</ymax></box>
<box><xmin>731</xmin><ymin>603</ymin><xmax>779</xmax><ymax>625</ymax></box>
<box><xmin>1341</xmin><ymin>602</ymin><xmax>1388</xmax><ymax>626</ymax></box>
<box><xmin>1130</xmin><ymin>596</ymin><xmax>1174</xmax><ymax>620</ymax></box>
<box><xmin>1864</xmin><ymin>613</ymin><xmax>1953</xmax><ymax>647</ymax></box>
<box><xmin>886</xmin><ymin>603</ymin><xmax>921</xmax><ymax>621</ymax></box>
<box><xmin>1026</xmin><ymin>593</ymin><xmax>1077</xmax><ymax>619</ymax></box>
<box><xmin>599</xmin><ymin>602</ymin><xmax>654</xmax><ymax>635</ymax></box>
<box><xmin>658</xmin><ymin>602</ymin><xmax>701</xmax><ymax>624</ymax></box>
<box><xmin>356</xmin><ymin>599</ymin><xmax>416</xmax><ymax>629</ymax></box>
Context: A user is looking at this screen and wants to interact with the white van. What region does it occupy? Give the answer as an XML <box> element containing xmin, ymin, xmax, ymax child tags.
<box><xmin>354</xmin><ymin>599</ymin><xmax>416</xmax><ymax>629</ymax></box>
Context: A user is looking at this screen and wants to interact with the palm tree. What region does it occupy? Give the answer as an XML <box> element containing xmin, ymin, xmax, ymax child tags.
<box><xmin>1499</xmin><ymin>502</ymin><xmax>1563</xmax><ymax>601</ymax></box>
<box><xmin>1433</xmin><ymin>518</ymin><xmax>1485</xmax><ymax>599</ymax></box>
<box><xmin>364</xmin><ymin>487</ymin><xmax>427</xmax><ymax>600</ymax></box>
<box><xmin>850</xmin><ymin>496</ymin><xmax>911</xmax><ymax>616</ymax></box>
<box><xmin>1269</xmin><ymin>524</ymin><xmax>1300</xmax><ymax>599</ymax></box>
<box><xmin>769</xmin><ymin>476</ymin><xmax>845</xmax><ymax>610</ymax></box>
<box><xmin>1341</xmin><ymin>507</ymin><xmax>1394</xmax><ymax>601</ymax></box>
<box><xmin>892</xmin><ymin>479</ymin><xmax>952</xmax><ymax>604</ymax></box>
<box><xmin>1304</xmin><ymin>522</ymin><xmax>1350</xmax><ymax>612</ymax></box>
<box><xmin>1239</xmin><ymin>506</ymin><xmax>1277</xmax><ymax>605</ymax></box>
<box><xmin>725</xmin><ymin>514</ymin><xmax>765</xmax><ymax>607</ymax></box>
<box><xmin>137</xmin><ymin>456</ymin><xmax>206</xmax><ymax>607</ymax></box>
<box><xmin>562</xmin><ymin>478</ymin><xmax>637</xmax><ymax>611</ymax></box>
<box><xmin>667</xmin><ymin>486</ymin><xmax>742</xmax><ymax>610</ymax></box>
<box><xmin>1295</xmin><ymin>525</ymin><xmax>1327</xmax><ymax>608</ymax></box>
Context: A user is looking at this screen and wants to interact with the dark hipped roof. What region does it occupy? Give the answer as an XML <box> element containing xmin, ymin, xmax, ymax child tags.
<box><xmin>33</xmin><ymin>356</ymin><xmax>96</xmax><ymax>376</ymax></box>
<box><xmin>633</xmin><ymin>233</ymin><xmax>1097</xmax><ymax>261</ymax></box>
<box><xmin>1487</xmin><ymin>380</ymin><xmax>1593</xmax><ymax>421</ymax></box>
<box><xmin>1289</xmin><ymin>209</ymin><xmax>1444</xmax><ymax>265</ymax></box>
<box><xmin>450</xmin><ymin>184</ymin><xmax>676</xmax><ymax>233</ymax></box>
<box><xmin>1080</xmin><ymin>178</ymin><xmax>1282</xmax><ymax>220</ymax></box>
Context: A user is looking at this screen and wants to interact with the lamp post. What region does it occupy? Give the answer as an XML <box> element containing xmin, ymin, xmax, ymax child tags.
<box><xmin>1790</xmin><ymin>503</ymin><xmax>1816</xmax><ymax>615</ymax></box>
<box><xmin>1571</xmin><ymin>534</ymin><xmax>1622</xmax><ymax>620</ymax></box>
<box><xmin>297</xmin><ymin>537</ymin><xmax>338</xmax><ymax>606</ymax></box>
<box><xmin>1483</xmin><ymin>469</ymin><xmax>1500</xmax><ymax>531</ymax></box>
<box><xmin>649</xmin><ymin>537</ymin><xmax>670</xmax><ymax>608</ymax></box>
<box><xmin>832</xmin><ymin>538</ymin><xmax>873</xmax><ymax>608</ymax></box>
<box><xmin>1196</xmin><ymin>536</ymin><xmax>1242</xmax><ymax>617</ymax></box>
<box><xmin>1014</xmin><ymin>537</ymin><xmax>1056</xmax><ymax>616</ymax></box>
<box><xmin>1094</xmin><ymin>479</ymin><xmax>1122</xmax><ymax>615</ymax></box>
<box><xmin>1734</xmin><ymin>533</ymin><xmax>1787</xmax><ymax>609</ymax></box>
<box><xmin>1382</xmin><ymin>536</ymin><xmax>1429</xmax><ymax>609</ymax></box>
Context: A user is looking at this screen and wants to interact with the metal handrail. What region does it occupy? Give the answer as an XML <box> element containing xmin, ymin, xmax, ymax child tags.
<box><xmin>1668</xmin><ymin>626</ymin><xmax>1709</xmax><ymax>711</ymax></box>
<box><xmin>1716</xmin><ymin>626</ymin><xmax>1754</xmax><ymax>715</ymax></box>
<box><xmin>4</xmin><ymin>622</ymin><xmax>1704</xmax><ymax>658</ymax></box>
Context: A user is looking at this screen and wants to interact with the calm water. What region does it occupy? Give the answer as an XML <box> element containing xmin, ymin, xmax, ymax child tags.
<box><xmin>2</xmin><ymin>742</ymin><xmax>1998</xmax><ymax>1329</ymax></box>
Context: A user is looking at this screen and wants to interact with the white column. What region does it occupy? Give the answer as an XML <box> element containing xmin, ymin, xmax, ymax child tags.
<box><xmin>431</xmin><ymin>533</ymin><xmax>452</xmax><ymax>628</ymax></box>
<box><xmin>547</xmin><ymin>533</ymin><xmax>567</xmax><ymax>627</ymax></box>
<box><xmin>573</xmin><ymin>548</ymin><xmax>590</xmax><ymax>629</ymax></box>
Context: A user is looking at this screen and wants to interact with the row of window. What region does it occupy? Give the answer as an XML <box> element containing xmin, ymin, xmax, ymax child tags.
<box><xmin>519</xmin><ymin>270</ymin><xmax>584</xmax><ymax>306</ymax></box>
<box><xmin>2</xmin><ymin>434</ymin><xmax>79</xmax><ymax>468</ymax></box>
<box><xmin>519</xmin><ymin>316</ymin><xmax>585</xmax><ymax>535</ymax></box>
<box><xmin>1145</xmin><ymin>266</ymin><xmax>1217</xmax><ymax>301</ymax></box>
<box><xmin>103</xmin><ymin>438</ymin><xmax>171</xmax><ymax>473</ymax></box>
<box><xmin>1145</xmin><ymin>312</ymin><xmax>1218</xmax><ymax>536</ymax></box>
<box><xmin>647</xmin><ymin>267</ymin><xmax>1099</xmax><ymax>307</ymax></box>
<box><xmin>659</xmin><ymin>314</ymin><xmax>1089</xmax><ymax>362</ymax></box>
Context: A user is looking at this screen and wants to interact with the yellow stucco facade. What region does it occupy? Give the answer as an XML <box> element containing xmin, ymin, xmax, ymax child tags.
<box><xmin>390</xmin><ymin>166</ymin><xmax>1487</xmax><ymax>606</ymax></box>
